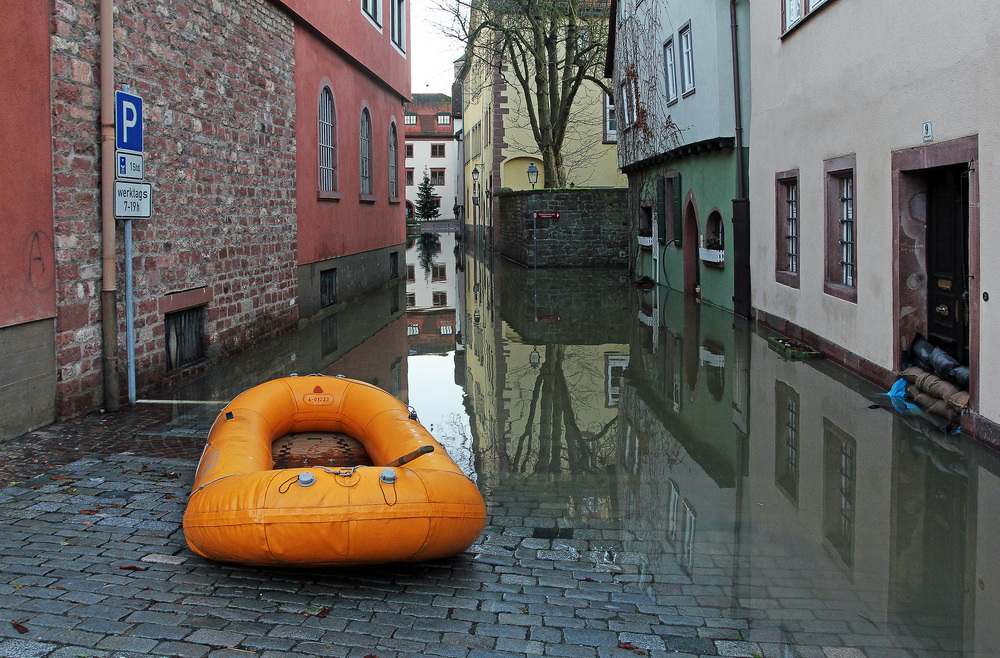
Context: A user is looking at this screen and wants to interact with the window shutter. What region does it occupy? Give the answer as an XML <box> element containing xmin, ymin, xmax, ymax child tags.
<box><xmin>669</xmin><ymin>172</ymin><xmax>683</xmax><ymax>246</ymax></box>
<box><xmin>656</xmin><ymin>176</ymin><xmax>667</xmax><ymax>245</ymax></box>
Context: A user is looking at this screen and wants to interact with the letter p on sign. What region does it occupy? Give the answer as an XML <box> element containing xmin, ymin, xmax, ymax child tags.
<box><xmin>115</xmin><ymin>90</ymin><xmax>143</xmax><ymax>153</ymax></box>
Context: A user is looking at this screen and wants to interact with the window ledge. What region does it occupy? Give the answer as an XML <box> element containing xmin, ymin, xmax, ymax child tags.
<box><xmin>360</xmin><ymin>193</ymin><xmax>377</xmax><ymax>204</ymax></box>
<box><xmin>666</xmin><ymin>98</ymin><xmax>678</xmax><ymax>107</ymax></box>
<box><xmin>824</xmin><ymin>281</ymin><xmax>857</xmax><ymax>303</ymax></box>
<box><xmin>318</xmin><ymin>190</ymin><xmax>342</xmax><ymax>201</ymax></box>
<box><xmin>389</xmin><ymin>196</ymin><xmax>402</xmax><ymax>204</ymax></box>
<box><xmin>682</xmin><ymin>88</ymin><xmax>696</xmax><ymax>99</ymax></box>
<box><xmin>776</xmin><ymin>270</ymin><xmax>800</xmax><ymax>289</ymax></box>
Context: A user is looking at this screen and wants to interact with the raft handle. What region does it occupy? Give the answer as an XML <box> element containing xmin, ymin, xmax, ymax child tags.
<box><xmin>384</xmin><ymin>445</ymin><xmax>434</xmax><ymax>467</ymax></box>
<box><xmin>408</xmin><ymin>407</ymin><xmax>419</xmax><ymax>421</ymax></box>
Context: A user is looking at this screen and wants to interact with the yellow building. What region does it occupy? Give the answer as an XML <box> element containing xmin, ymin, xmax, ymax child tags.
<box><xmin>455</xmin><ymin>26</ymin><xmax>625</xmax><ymax>245</ymax></box>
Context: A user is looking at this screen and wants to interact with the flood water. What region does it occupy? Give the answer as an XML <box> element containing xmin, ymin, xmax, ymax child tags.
<box><xmin>156</xmin><ymin>228</ymin><xmax>1000</xmax><ymax>655</ymax></box>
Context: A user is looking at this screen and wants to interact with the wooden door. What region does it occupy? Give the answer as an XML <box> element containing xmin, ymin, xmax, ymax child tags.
<box><xmin>925</xmin><ymin>165</ymin><xmax>970</xmax><ymax>365</ymax></box>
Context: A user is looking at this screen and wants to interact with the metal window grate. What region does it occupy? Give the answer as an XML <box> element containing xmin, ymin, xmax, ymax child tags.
<box><xmin>320</xmin><ymin>268</ymin><xmax>337</xmax><ymax>308</ymax></box>
<box><xmin>319</xmin><ymin>88</ymin><xmax>336</xmax><ymax>192</ymax></box>
<box><xmin>388</xmin><ymin>126</ymin><xmax>398</xmax><ymax>197</ymax></box>
<box><xmin>360</xmin><ymin>110</ymin><xmax>372</xmax><ymax>194</ymax></box>
<box><xmin>839</xmin><ymin>176</ymin><xmax>855</xmax><ymax>286</ymax></box>
<box><xmin>165</xmin><ymin>306</ymin><xmax>205</xmax><ymax>372</ymax></box>
<box><xmin>786</xmin><ymin>182</ymin><xmax>798</xmax><ymax>273</ymax></box>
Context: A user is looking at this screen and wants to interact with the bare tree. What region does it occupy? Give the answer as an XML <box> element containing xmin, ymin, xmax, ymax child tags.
<box><xmin>437</xmin><ymin>0</ymin><xmax>611</xmax><ymax>187</ymax></box>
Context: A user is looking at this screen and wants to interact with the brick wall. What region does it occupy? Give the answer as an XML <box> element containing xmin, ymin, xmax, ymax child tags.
<box><xmin>497</xmin><ymin>188</ymin><xmax>629</xmax><ymax>268</ymax></box>
<box><xmin>51</xmin><ymin>0</ymin><xmax>297</xmax><ymax>415</ymax></box>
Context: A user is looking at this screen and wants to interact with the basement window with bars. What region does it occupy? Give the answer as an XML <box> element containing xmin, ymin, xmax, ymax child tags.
<box><xmin>165</xmin><ymin>306</ymin><xmax>205</xmax><ymax>372</ymax></box>
<box><xmin>321</xmin><ymin>268</ymin><xmax>337</xmax><ymax>308</ymax></box>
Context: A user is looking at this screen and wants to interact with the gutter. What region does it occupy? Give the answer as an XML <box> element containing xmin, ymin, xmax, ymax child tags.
<box><xmin>100</xmin><ymin>0</ymin><xmax>120</xmax><ymax>411</ymax></box>
<box><xmin>730</xmin><ymin>0</ymin><xmax>746</xmax><ymax>199</ymax></box>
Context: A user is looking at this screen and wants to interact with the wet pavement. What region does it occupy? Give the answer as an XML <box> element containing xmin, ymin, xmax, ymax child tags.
<box><xmin>2</xmin><ymin>233</ymin><xmax>1000</xmax><ymax>657</ymax></box>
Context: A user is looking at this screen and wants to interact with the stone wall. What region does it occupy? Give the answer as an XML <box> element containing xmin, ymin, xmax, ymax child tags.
<box><xmin>51</xmin><ymin>0</ymin><xmax>297</xmax><ymax>415</ymax></box>
<box><xmin>497</xmin><ymin>188</ymin><xmax>629</xmax><ymax>267</ymax></box>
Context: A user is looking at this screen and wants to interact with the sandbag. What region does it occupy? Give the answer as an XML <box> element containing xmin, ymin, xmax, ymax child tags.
<box><xmin>900</xmin><ymin>366</ymin><xmax>924</xmax><ymax>384</ymax></box>
<box><xmin>909</xmin><ymin>334</ymin><xmax>935</xmax><ymax>371</ymax></box>
<box><xmin>950</xmin><ymin>366</ymin><xmax>970</xmax><ymax>390</ymax></box>
<box><xmin>929</xmin><ymin>347</ymin><xmax>961</xmax><ymax>381</ymax></box>
<box><xmin>925</xmin><ymin>378</ymin><xmax>959</xmax><ymax>402</ymax></box>
<box><xmin>948</xmin><ymin>390</ymin><xmax>970</xmax><ymax>413</ymax></box>
<box><xmin>927</xmin><ymin>399</ymin><xmax>957</xmax><ymax>422</ymax></box>
<box><xmin>914</xmin><ymin>371</ymin><xmax>941</xmax><ymax>393</ymax></box>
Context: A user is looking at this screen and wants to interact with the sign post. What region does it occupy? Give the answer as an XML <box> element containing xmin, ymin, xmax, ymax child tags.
<box><xmin>115</xmin><ymin>88</ymin><xmax>147</xmax><ymax>406</ymax></box>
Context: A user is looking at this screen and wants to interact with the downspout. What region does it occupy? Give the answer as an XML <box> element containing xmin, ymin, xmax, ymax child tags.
<box><xmin>730</xmin><ymin>0</ymin><xmax>746</xmax><ymax>199</ymax></box>
<box><xmin>100</xmin><ymin>0</ymin><xmax>120</xmax><ymax>411</ymax></box>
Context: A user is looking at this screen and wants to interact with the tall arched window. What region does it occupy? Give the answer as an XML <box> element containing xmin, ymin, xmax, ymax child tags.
<box><xmin>360</xmin><ymin>108</ymin><xmax>372</xmax><ymax>195</ymax></box>
<box><xmin>388</xmin><ymin>122</ymin><xmax>398</xmax><ymax>198</ymax></box>
<box><xmin>318</xmin><ymin>87</ymin><xmax>337</xmax><ymax>193</ymax></box>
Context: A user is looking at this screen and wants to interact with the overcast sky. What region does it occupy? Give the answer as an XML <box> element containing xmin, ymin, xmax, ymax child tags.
<box><xmin>410</xmin><ymin>0</ymin><xmax>464</xmax><ymax>96</ymax></box>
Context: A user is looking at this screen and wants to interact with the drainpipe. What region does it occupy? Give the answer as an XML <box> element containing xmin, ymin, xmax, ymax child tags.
<box><xmin>730</xmin><ymin>0</ymin><xmax>746</xmax><ymax>199</ymax></box>
<box><xmin>100</xmin><ymin>0</ymin><xmax>120</xmax><ymax>411</ymax></box>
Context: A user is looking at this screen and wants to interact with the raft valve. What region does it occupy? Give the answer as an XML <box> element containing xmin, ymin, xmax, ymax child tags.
<box><xmin>298</xmin><ymin>472</ymin><xmax>316</xmax><ymax>487</ymax></box>
<box><xmin>379</xmin><ymin>468</ymin><xmax>397</xmax><ymax>484</ymax></box>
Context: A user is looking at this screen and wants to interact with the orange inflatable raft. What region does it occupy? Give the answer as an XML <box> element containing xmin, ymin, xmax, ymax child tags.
<box><xmin>183</xmin><ymin>376</ymin><xmax>486</xmax><ymax>566</ymax></box>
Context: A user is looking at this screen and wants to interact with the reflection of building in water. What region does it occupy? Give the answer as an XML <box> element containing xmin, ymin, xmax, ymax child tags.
<box><xmin>464</xmin><ymin>258</ymin><xmax>630</xmax><ymax>492</ymax></box>
<box><xmin>747</xmin><ymin>329</ymin><xmax>1000</xmax><ymax>655</ymax></box>
<box><xmin>616</xmin><ymin>288</ymin><xmax>750</xmax><ymax>584</ymax></box>
<box><xmin>405</xmin><ymin>230</ymin><xmax>458</xmax><ymax>355</ymax></box>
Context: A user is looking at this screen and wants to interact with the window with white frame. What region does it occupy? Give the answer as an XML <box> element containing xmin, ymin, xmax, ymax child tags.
<box><xmin>783</xmin><ymin>0</ymin><xmax>830</xmax><ymax>33</ymax></box>
<box><xmin>838</xmin><ymin>176</ymin><xmax>855</xmax><ymax>287</ymax></box>
<box><xmin>360</xmin><ymin>108</ymin><xmax>372</xmax><ymax>195</ymax></box>
<box><xmin>603</xmin><ymin>92</ymin><xmax>617</xmax><ymax>142</ymax></box>
<box><xmin>663</xmin><ymin>38</ymin><xmax>678</xmax><ymax>103</ymax></box>
<box><xmin>776</xmin><ymin>170</ymin><xmax>800</xmax><ymax>287</ymax></box>
<box><xmin>679</xmin><ymin>25</ymin><xmax>695</xmax><ymax>94</ymax></box>
<box><xmin>318</xmin><ymin>87</ymin><xmax>337</xmax><ymax>193</ymax></box>
<box><xmin>823</xmin><ymin>154</ymin><xmax>857</xmax><ymax>301</ymax></box>
<box><xmin>388</xmin><ymin>123</ymin><xmax>398</xmax><ymax>198</ymax></box>
<box><xmin>362</xmin><ymin>0</ymin><xmax>380</xmax><ymax>25</ymax></box>
<box><xmin>618</xmin><ymin>79</ymin><xmax>637</xmax><ymax>129</ymax></box>
<box><xmin>404</xmin><ymin>113</ymin><xmax>417</xmax><ymax>125</ymax></box>
<box><xmin>390</xmin><ymin>0</ymin><xmax>405</xmax><ymax>49</ymax></box>
<box><xmin>437</xmin><ymin>114</ymin><xmax>451</xmax><ymax>126</ymax></box>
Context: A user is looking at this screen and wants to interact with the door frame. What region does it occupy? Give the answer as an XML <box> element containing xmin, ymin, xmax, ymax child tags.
<box><xmin>682</xmin><ymin>192</ymin><xmax>700</xmax><ymax>296</ymax></box>
<box><xmin>891</xmin><ymin>135</ymin><xmax>979</xmax><ymax>410</ymax></box>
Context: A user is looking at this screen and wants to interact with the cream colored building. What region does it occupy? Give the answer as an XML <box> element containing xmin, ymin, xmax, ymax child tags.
<box><xmin>749</xmin><ymin>0</ymin><xmax>1000</xmax><ymax>438</ymax></box>
<box><xmin>456</xmin><ymin>38</ymin><xmax>625</xmax><ymax>245</ymax></box>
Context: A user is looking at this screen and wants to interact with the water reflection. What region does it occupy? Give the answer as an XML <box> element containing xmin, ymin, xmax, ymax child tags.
<box><xmin>149</xmin><ymin>227</ymin><xmax>1000</xmax><ymax>654</ymax></box>
<box><xmin>461</xmin><ymin>246</ymin><xmax>1000</xmax><ymax>655</ymax></box>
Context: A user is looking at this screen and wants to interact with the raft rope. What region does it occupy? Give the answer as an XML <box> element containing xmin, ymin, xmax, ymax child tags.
<box><xmin>277</xmin><ymin>465</ymin><xmax>361</xmax><ymax>494</ymax></box>
<box><xmin>189</xmin><ymin>473</ymin><xmax>239</xmax><ymax>497</ymax></box>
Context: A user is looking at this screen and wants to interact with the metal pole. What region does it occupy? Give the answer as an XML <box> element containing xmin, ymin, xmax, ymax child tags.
<box><xmin>125</xmin><ymin>219</ymin><xmax>136</xmax><ymax>405</ymax></box>
<box><xmin>100</xmin><ymin>0</ymin><xmax>120</xmax><ymax>411</ymax></box>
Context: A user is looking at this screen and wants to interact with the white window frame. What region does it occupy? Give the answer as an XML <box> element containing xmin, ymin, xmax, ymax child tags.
<box><xmin>679</xmin><ymin>24</ymin><xmax>695</xmax><ymax>95</ymax></box>
<box><xmin>362</xmin><ymin>0</ymin><xmax>381</xmax><ymax>27</ymax></box>
<box><xmin>318</xmin><ymin>87</ymin><xmax>337</xmax><ymax>193</ymax></box>
<box><xmin>404</xmin><ymin>113</ymin><xmax>417</xmax><ymax>126</ymax></box>
<box><xmin>604</xmin><ymin>92</ymin><xmax>617</xmax><ymax>142</ymax></box>
<box><xmin>663</xmin><ymin>38</ymin><xmax>678</xmax><ymax>104</ymax></box>
<box><xmin>360</xmin><ymin>108</ymin><xmax>372</xmax><ymax>195</ymax></box>
<box><xmin>436</xmin><ymin>114</ymin><xmax>451</xmax><ymax>126</ymax></box>
<box><xmin>390</xmin><ymin>0</ymin><xmax>405</xmax><ymax>51</ymax></box>
<box><xmin>388</xmin><ymin>122</ymin><xmax>398</xmax><ymax>198</ymax></box>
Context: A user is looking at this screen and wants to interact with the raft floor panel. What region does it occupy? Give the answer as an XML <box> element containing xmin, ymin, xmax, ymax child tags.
<box><xmin>272</xmin><ymin>432</ymin><xmax>373</xmax><ymax>469</ymax></box>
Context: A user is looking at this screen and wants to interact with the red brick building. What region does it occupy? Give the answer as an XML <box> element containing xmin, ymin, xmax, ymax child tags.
<box><xmin>0</xmin><ymin>0</ymin><xmax>410</xmax><ymax>439</ymax></box>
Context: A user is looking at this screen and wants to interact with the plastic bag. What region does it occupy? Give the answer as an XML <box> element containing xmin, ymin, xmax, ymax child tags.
<box><xmin>909</xmin><ymin>334</ymin><xmax>935</xmax><ymax>371</ymax></box>
<box><xmin>928</xmin><ymin>347</ymin><xmax>961</xmax><ymax>381</ymax></box>
<box><xmin>950</xmin><ymin>366</ymin><xmax>970</xmax><ymax>390</ymax></box>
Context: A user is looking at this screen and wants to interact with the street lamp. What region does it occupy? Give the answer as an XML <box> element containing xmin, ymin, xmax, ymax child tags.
<box><xmin>527</xmin><ymin>162</ymin><xmax>539</xmax><ymax>189</ymax></box>
<box><xmin>471</xmin><ymin>166</ymin><xmax>480</xmax><ymax>183</ymax></box>
<box><xmin>529</xmin><ymin>346</ymin><xmax>541</xmax><ymax>369</ymax></box>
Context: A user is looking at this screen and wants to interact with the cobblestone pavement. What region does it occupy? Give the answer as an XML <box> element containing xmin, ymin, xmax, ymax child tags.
<box><xmin>0</xmin><ymin>409</ymin><xmax>965</xmax><ymax>657</ymax></box>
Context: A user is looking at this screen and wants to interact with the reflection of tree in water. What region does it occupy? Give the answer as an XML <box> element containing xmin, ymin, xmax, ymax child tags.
<box><xmin>417</xmin><ymin>232</ymin><xmax>441</xmax><ymax>277</ymax></box>
<box><xmin>504</xmin><ymin>344</ymin><xmax>618</xmax><ymax>476</ymax></box>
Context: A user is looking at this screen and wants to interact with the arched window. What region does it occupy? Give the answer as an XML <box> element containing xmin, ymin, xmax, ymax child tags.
<box><xmin>388</xmin><ymin>122</ymin><xmax>398</xmax><ymax>198</ymax></box>
<box><xmin>318</xmin><ymin>87</ymin><xmax>337</xmax><ymax>193</ymax></box>
<box><xmin>360</xmin><ymin>108</ymin><xmax>372</xmax><ymax>195</ymax></box>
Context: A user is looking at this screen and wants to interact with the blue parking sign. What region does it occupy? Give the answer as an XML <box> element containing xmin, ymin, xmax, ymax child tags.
<box><xmin>115</xmin><ymin>90</ymin><xmax>143</xmax><ymax>153</ymax></box>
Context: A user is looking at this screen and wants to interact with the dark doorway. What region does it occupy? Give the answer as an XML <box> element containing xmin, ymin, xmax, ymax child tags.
<box><xmin>682</xmin><ymin>200</ymin><xmax>700</xmax><ymax>295</ymax></box>
<box><xmin>924</xmin><ymin>165</ymin><xmax>969</xmax><ymax>366</ymax></box>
